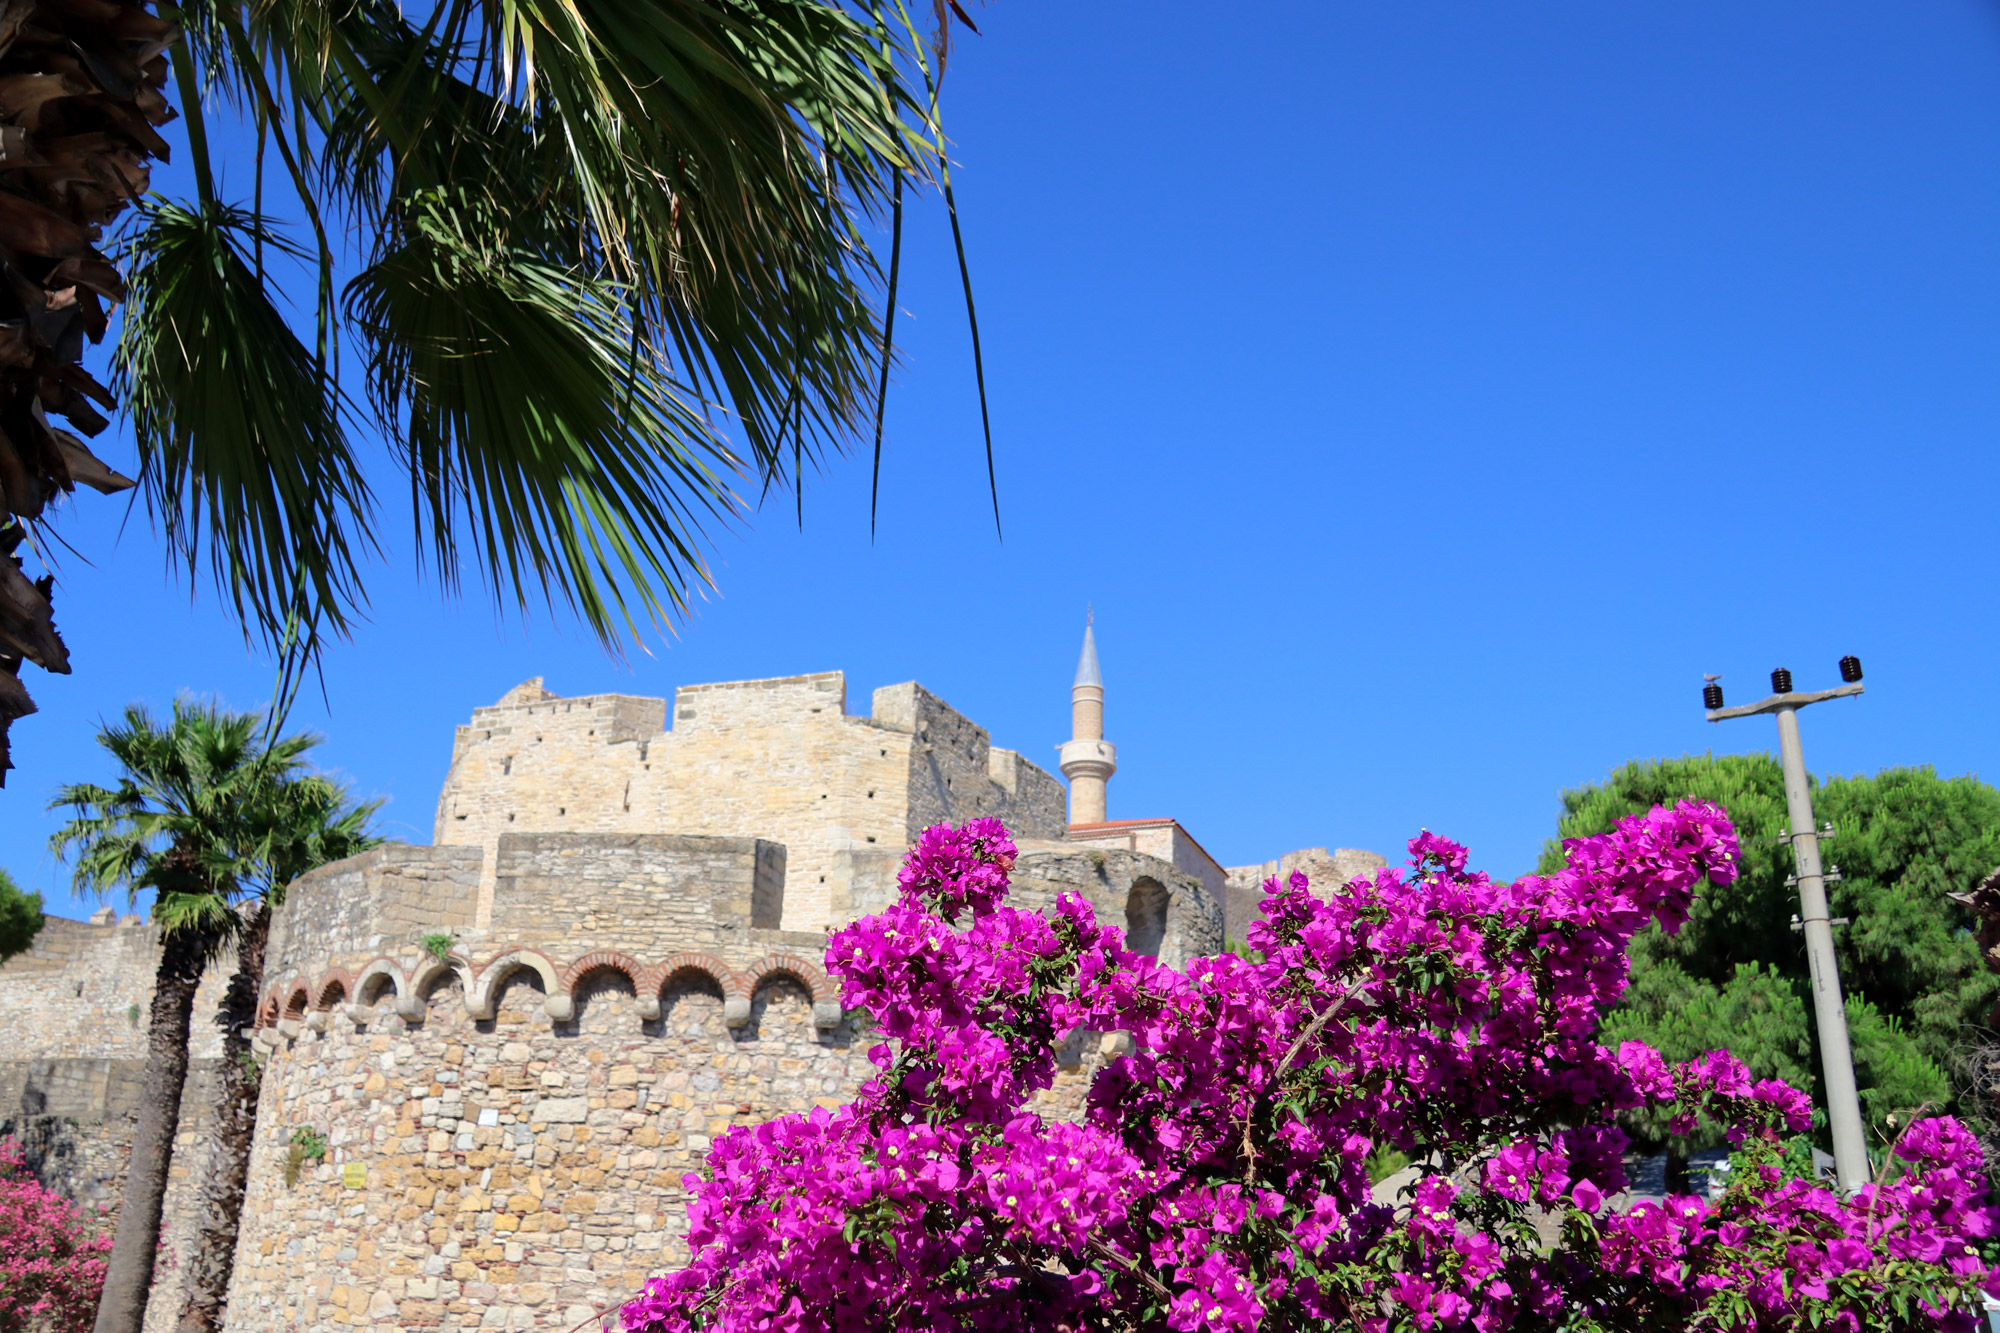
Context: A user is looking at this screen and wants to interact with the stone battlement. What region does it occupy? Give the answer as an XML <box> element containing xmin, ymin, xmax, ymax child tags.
<box><xmin>434</xmin><ymin>672</ymin><xmax>1068</xmax><ymax>934</ymax></box>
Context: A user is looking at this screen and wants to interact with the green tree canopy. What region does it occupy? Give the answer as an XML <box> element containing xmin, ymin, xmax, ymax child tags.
<box><xmin>1539</xmin><ymin>754</ymin><xmax>2000</xmax><ymax>1151</ymax></box>
<box><xmin>0</xmin><ymin>866</ymin><xmax>42</xmax><ymax>964</ymax></box>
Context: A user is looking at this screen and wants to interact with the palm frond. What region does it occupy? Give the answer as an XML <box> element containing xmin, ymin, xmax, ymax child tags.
<box><xmin>112</xmin><ymin>200</ymin><xmax>373</xmax><ymax>653</ymax></box>
<box><xmin>346</xmin><ymin>186</ymin><xmax>741</xmax><ymax>644</ymax></box>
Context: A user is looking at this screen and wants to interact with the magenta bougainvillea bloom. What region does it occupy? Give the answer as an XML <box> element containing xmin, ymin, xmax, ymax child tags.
<box><xmin>0</xmin><ymin>1139</ymin><xmax>110</xmax><ymax>1333</ymax></box>
<box><xmin>618</xmin><ymin>803</ymin><xmax>1999</xmax><ymax>1332</ymax></box>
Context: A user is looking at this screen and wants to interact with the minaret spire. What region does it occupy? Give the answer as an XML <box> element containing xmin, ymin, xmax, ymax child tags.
<box><xmin>1059</xmin><ymin>609</ymin><xmax>1116</xmax><ymax>826</ymax></box>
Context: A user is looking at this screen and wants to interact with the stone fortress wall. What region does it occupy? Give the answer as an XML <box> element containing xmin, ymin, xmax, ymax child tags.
<box><xmin>0</xmin><ymin>663</ymin><xmax>1364</xmax><ymax>1333</ymax></box>
<box><xmin>432</xmin><ymin>673</ymin><xmax>1069</xmax><ymax>934</ymax></box>
<box><xmin>0</xmin><ymin>911</ymin><xmax>238</xmax><ymax>1333</ymax></box>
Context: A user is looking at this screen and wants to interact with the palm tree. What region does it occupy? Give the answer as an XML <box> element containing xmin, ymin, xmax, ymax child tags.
<box><xmin>174</xmin><ymin>769</ymin><xmax>378</xmax><ymax>1333</ymax></box>
<box><xmin>47</xmin><ymin>700</ymin><xmax>377</xmax><ymax>1333</ymax></box>
<box><xmin>0</xmin><ymin>0</ymin><xmax>984</xmax><ymax>782</ymax></box>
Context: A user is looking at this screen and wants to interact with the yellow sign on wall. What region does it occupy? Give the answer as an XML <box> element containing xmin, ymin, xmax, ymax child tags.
<box><xmin>342</xmin><ymin>1162</ymin><xmax>366</xmax><ymax>1189</ymax></box>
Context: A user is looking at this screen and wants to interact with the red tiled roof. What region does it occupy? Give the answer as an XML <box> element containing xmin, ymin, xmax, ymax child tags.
<box><xmin>1064</xmin><ymin>818</ymin><xmax>1225</xmax><ymax>877</ymax></box>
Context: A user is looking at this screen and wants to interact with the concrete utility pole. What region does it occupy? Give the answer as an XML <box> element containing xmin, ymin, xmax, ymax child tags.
<box><xmin>1704</xmin><ymin>659</ymin><xmax>1868</xmax><ymax>1193</ymax></box>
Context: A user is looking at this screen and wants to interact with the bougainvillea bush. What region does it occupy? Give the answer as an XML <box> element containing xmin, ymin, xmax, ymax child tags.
<box><xmin>620</xmin><ymin>806</ymin><xmax>1998</xmax><ymax>1331</ymax></box>
<box><xmin>0</xmin><ymin>1139</ymin><xmax>110</xmax><ymax>1333</ymax></box>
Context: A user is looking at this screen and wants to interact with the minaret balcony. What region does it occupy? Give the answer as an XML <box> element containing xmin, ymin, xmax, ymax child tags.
<box><xmin>1059</xmin><ymin>738</ymin><xmax>1117</xmax><ymax>780</ymax></box>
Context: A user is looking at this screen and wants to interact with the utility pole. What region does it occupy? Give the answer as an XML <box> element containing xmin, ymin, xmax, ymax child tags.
<box><xmin>1704</xmin><ymin>658</ymin><xmax>1868</xmax><ymax>1193</ymax></box>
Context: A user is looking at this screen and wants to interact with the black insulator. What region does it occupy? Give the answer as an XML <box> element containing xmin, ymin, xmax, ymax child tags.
<box><xmin>1839</xmin><ymin>655</ymin><xmax>1863</xmax><ymax>683</ymax></box>
<box><xmin>1771</xmin><ymin>667</ymin><xmax>1793</xmax><ymax>694</ymax></box>
<box><xmin>1703</xmin><ymin>683</ymin><xmax>1725</xmax><ymax>711</ymax></box>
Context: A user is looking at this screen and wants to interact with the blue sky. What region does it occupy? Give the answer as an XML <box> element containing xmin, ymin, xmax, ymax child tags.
<box><xmin>8</xmin><ymin>1</ymin><xmax>2000</xmax><ymax>919</ymax></box>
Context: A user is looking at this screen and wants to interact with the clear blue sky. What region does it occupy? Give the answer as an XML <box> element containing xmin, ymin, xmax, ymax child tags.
<box><xmin>9</xmin><ymin>1</ymin><xmax>2000</xmax><ymax>919</ymax></box>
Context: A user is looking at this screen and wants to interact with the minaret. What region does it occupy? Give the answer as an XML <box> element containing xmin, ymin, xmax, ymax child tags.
<box><xmin>1058</xmin><ymin>613</ymin><xmax>1116</xmax><ymax>825</ymax></box>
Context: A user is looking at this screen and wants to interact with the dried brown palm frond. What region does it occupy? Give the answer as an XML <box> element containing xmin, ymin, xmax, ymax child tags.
<box><xmin>0</xmin><ymin>0</ymin><xmax>173</xmax><ymax>783</ymax></box>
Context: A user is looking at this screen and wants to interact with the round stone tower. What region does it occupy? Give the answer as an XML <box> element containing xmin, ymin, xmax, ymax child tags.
<box><xmin>1058</xmin><ymin>616</ymin><xmax>1117</xmax><ymax>825</ymax></box>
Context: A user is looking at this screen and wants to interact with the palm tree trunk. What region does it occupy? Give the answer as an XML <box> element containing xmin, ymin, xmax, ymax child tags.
<box><xmin>175</xmin><ymin>904</ymin><xmax>270</xmax><ymax>1333</ymax></box>
<box><xmin>93</xmin><ymin>924</ymin><xmax>209</xmax><ymax>1333</ymax></box>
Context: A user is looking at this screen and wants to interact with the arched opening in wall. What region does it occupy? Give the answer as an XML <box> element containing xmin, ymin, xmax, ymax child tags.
<box><xmin>315</xmin><ymin>980</ymin><xmax>347</xmax><ymax>1011</ymax></box>
<box><xmin>741</xmin><ymin>972</ymin><xmax>813</xmax><ymax>1043</ymax></box>
<box><xmin>1125</xmin><ymin>879</ymin><xmax>1168</xmax><ymax>958</ymax></box>
<box><xmin>569</xmin><ymin>965</ymin><xmax>637</xmax><ymax>1036</ymax></box>
<box><xmin>356</xmin><ymin>972</ymin><xmax>397</xmax><ymax>1015</ymax></box>
<box><xmin>489</xmin><ymin>967</ymin><xmax>547</xmax><ymax>1027</ymax></box>
<box><xmin>257</xmin><ymin>993</ymin><xmax>281</xmax><ymax>1029</ymax></box>
<box><xmin>284</xmin><ymin>988</ymin><xmax>309</xmax><ymax>1022</ymax></box>
<box><xmin>421</xmin><ymin>968</ymin><xmax>467</xmax><ymax>1029</ymax></box>
<box><xmin>658</xmin><ymin>967</ymin><xmax>725</xmax><ymax>1040</ymax></box>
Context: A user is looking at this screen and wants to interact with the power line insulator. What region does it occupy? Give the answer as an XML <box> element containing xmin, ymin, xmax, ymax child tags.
<box><xmin>1771</xmin><ymin>667</ymin><xmax>1793</xmax><ymax>693</ymax></box>
<box><xmin>1703</xmin><ymin>682</ymin><xmax>1724</xmax><ymax>710</ymax></box>
<box><xmin>1839</xmin><ymin>655</ymin><xmax>1863</xmax><ymax>683</ymax></box>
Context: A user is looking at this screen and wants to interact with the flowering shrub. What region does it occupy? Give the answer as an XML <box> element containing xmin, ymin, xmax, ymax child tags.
<box><xmin>620</xmin><ymin>808</ymin><xmax>1998</xmax><ymax>1331</ymax></box>
<box><xmin>0</xmin><ymin>1139</ymin><xmax>110</xmax><ymax>1333</ymax></box>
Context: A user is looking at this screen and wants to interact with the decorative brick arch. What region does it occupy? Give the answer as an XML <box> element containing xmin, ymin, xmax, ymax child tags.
<box><xmin>283</xmin><ymin>985</ymin><xmax>310</xmax><ymax>1020</ymax></box>
<box><xmin>398</xmin><ymin>956</ymin><xmax>462</xmax><ymax>1021</ymax></box>
<box><xmin>558</xmin><ymin>950</ymin><xmax>644</xmax><ymax>993</ymax></box>
<box><xmin>640</xmin><ymin>952</ymin><xmax>732</xmax><ymax>1022</ymax></box>
<box><xmin>350</xmin><ymin>957</ymin><xmax>404</xmax><ymax>1013</ymax></box>
<box><xmin>560</xmin><ymin>949</ymin><xmax>648</xmax><ymax>1019</ymax></box>
<box><xmin>255</xmin><ymin>989</ymin><xmax>283</xmax><ymax>1029</ymax></box>
<box><xmin>742</xmin><ymin>953</ymin><xmax>830</xmax><ymax>1005</ymax></box>
<box><xmin>312</xmin><ymin>966</ymin><xmax>354</xmax><ymax>1010</ymax></box>
<box><xmin>465</xmin><ymin>947</ymin><xmax>570</xmax><ymax>1023</ymax></box>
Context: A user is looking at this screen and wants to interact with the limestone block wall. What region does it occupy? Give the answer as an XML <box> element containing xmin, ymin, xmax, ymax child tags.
<box><xmin>1064</xmin><ymin>820</ymin><xmax>1229</xmax><ymax>922</ymax></box>
<box><xmin>0</xmin><ymin>914</ymin><xmax>231</xmax><ymax>1063</ymax></box>
<box><xmin>430</xmin><ymin>673</ymin><xmax>1066</xmax><ymax>934</ymax></box>
<box><xmin>265</xmin><ymin>845</ymin><xmax>481</xmax><ymax>989</ymax></box>
<box><xmin>0</xmin><ymin>1055</ymin><xmax>221</xmax><ymax>1333</ymax></box>
<box><xmin>225</xmin><ymin>961</ymin><xmax>874</xmax><ymax>1332</ymax></box>
<box><xmin>1011</xmin><ymin>845</ymin><xmax>1223</xmax><ymax>971</ymax></box>
<box><xmin>1223</xmin><ymin>846</ymin><xmax>1393</xmax><ymax>942</ymax></box>
<box><xmin>262</xmin><ymin>835</ymin><xmax>823</xmax><ymax>1032</ymax></box>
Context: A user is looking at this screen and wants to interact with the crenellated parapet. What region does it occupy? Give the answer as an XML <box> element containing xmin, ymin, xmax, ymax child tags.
<box><xmin>254</xmin><ymin>942</ymin><xmax>841</xmax><ymax>1041</ymax></box>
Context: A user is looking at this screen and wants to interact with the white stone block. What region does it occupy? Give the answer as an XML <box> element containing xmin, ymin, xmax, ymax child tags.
<box><xmin>531</xmin><ymin>1097</ymin><xmax>589</xmax><ymax>1124</ymax></box>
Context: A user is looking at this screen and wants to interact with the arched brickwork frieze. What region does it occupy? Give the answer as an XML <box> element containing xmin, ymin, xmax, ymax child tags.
<box><xmin>465</xmin><ymin>948</ymin><xmax>569</xmax><ymax>1023</ymax></box>
<box><xmin>312</xmin><ymin>967</ymin><xmax>353</xmax><ymax>1010</ymax></box>
<box><xmin>558</xmin><ymin>950</ymin><xmax>643</xmax><ymax>994</ymax></box>
<box><xmin>742</xmin><ymin>954</ymin><xmax>829</xmax><ymax>1004</ymax></box>
<box><xmin>283</xmin><ymin>986</ymin><xmax>310</xmax><ymax>1021</ymax></box>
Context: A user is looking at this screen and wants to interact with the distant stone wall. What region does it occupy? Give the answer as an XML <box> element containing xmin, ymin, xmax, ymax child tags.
<box><xmin>430</xmin><ymin>673</ymin><xmax>1066</xmax><ymax>933</ymax></box>
<box><xmin>0</xmin><ymin>1055</ymin><xmax>221</xmax><ymax>1333</ymax></box>
<box><xmin>1223</xmin><ymin>846</ymin><xmax>1392</xmax><ymax>941</ymax></box>
<box><xmin>0</xmin><ymin>914</ymin><xmax>231</xmax><ymax>1063</ymax></box>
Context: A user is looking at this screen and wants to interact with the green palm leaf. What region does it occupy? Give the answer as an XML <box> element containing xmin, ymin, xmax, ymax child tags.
<box><xmin>112</xmin><ymin>201</ymin><xmax>370</xmax><ymax>649</ymax></box>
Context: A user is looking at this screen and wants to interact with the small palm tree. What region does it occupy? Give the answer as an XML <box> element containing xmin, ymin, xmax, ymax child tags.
<box><xmin>48</xmin><ymin>700</ymin><xmax>377</xmax><ymax>1333</ymax></box>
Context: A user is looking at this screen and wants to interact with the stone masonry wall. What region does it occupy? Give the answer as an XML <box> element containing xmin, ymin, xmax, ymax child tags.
<box><xmin>224</xmin><ymin>965</ymin><xmax>874</xmax><ymax>1332</ymax></box>
<box><xmin>1223</xmin><ymin>847</ymin><xmax>1393</xmax><ymax>942</ymax></box>
<box><xmin>430</xmin><ymin>673</ymin><xmax>1066</xmax><ymax>934</ymax></box>
<box><xmin>0</xmin><ymin>1054</ymin><xmax>221</xmax><ymax>1333</ymax></box>
<box><xmin>0</xmin><ymin>913</ymin><xmax>231</xmax><ymax>1063</ymax></box>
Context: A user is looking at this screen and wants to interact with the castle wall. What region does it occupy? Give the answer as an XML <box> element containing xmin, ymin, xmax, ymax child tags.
<box><xmin>230</xmin><ymin>828</ymin><xmax>879</xmax><ymax>1333</ymax></box>
<box><xmin>0</xmin><ymin>913</ymin><xmax>231</xmax><ymax>1062</ymax></box>
<box><xmin>0</xmin><ymin>912</ymin><xmax>242</xmax><ymax>1333</ymax></box>
<box><xmin>1223</xmin><ymin>847</ymin><xmax>1393</xmax><ymax>942</ymax></box>
<box><xmin>0</xmin><ymin>1054</ymin><xmax>223</xmax><ymax>1333</ymax></box>
<box><xmin>430</xmin><ymin>674</ymin><xmax>1066</xmax><ymax>934</ymax></box>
